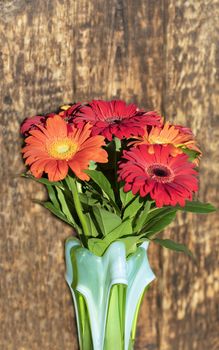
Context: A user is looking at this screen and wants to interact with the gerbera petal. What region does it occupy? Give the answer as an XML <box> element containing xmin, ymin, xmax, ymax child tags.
<box><xmin>46</xmin><ymin>115</ymin><xmax>67</xmax><ymax>138</ymax></box>
<box><xmin>20</xmin><ymin>116</ymin><xmax>46</xmax><ymax>135</ymax></box>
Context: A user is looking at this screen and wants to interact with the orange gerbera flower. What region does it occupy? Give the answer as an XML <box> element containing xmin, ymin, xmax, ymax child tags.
<box><xmin>22</xmin><ymin>115</ymin><xmax>108</xmax><ymax>181</ymax></box>
<box><xmin>129</xmin><ymin>122</ymin><xmax>202</xmax><ymax>159</ymax></box>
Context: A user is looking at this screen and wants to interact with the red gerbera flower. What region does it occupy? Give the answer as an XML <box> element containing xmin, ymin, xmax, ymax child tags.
<box><xmin>118</xmin><ymin>144</ymin><xmax>198</xmax><ymax>207</ymax></box>
<box><xmin>72</xmin><ymin>100</ymin><xmax>162</xmax><ymax>141</ymax></box>
<box><xmin>21</xmin><ymin>115</ymin><xmax>47</xmax><ymax>136</ymax></box>
<box><xmin>20</xmin><ymin>103</ymin><xmax>82</xmax><ymax>136</ymax></box>
<box><xmin>59</xmin><ymin>102</ymin><xmax>82</xmax><ymax>121</ymax></box>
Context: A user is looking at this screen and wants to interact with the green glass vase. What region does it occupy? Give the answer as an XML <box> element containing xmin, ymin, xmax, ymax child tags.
<box><xmin>65</xmin><ymin>238</ymin><xmax>155</xmax><ymax>350</ymax></box>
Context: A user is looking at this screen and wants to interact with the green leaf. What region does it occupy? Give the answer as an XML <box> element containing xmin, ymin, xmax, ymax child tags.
<box><xmin>153</xmin><ymin>238</ymin><xmax>193</xmax><ymax>258</ymax></box>
<box><xmin>79</xmin><ymin>193</ymin><xmax>99</xmax><ymax>207</ymax></box>
<box><xmin>65</xmin><ymin>176</ymin><xmax>90</xmax><ymax>240</ymax></box>
<box><xmin>60</xmin><ymin>187</ymin><xmax>82</xmax><ymax>226</ymax></box>
<box><xmin>103</xmin><ymin>219</ymin><xmax>133</xmax><ymax>246</ymax></box>
<box><xmin>46</xmin><ymin>185</ymin><xmax>61</xmax><ymax>210</ymax></box>
<box><xmin>56</xmin><ymin>187</ymin><xmax>74</xmax><ymax>224</ymax></box>
<box><xmin>43</xmin><ymin>202</ymin><xmax>75</xmax><ymax>227</ymax></box>
<box><xmin>143</xmin><ymin>206</ymin><xmax>173</xmax><ymax>223</ymax></box>
<box><xmin>87</xmin><ymin>238</ymin><xmax>108</xmax><ymax>256</ymax></box>
<box><xmin>88</xmin><ymin>218</ymin><xmax>138</xmax><ymax>256</ymax></box>
<box><xmin>79</xmin><ymin>190</ymin><xmax>113</xmax><ymax>212</ymax></box>
<box><xmin>143</xmin><ymin>209</ymin><xmax>177</xmax><ymax>238</ymax></box>
<box><xmin>114</xmin><ymin>137</ymin><xmax>122</xmax><ymax>151</ymax></box>
<box><xmin>85</xmin><ymin>170</ymin><xmax>115</xmax><ymax>201</ymax></box>
<box><xmin>123</xmin><ymin>196</ymin><xmax>143</xmax><ymax>220</ymax></box>
<box><xmin>22</xmin><ymin>173</ymin><xmax>63</xmax><ymax>188</ymax></box>
<box><xmin>85</xmin><ymin>213</ymin><xmax>99</xmax><ymax>237</ymax></box>
<box><xmin>134</xmin><ymin>201</ymin><xmax>152</xmax><ymax>232</ymax></box>
<box><xmin>180</xmin><ymin>148</ymin><xmax>199</xmax><ymax>162</ymax></box>
<box><xmin>176</xmin><ymin>201</ymin><xmax>216</xmax><ymax>213</ymax></box>
<box><xmin>119</xmin><ymin>188</ymin><xmax>135</xmax><ymax>208</ymax></box>
<box><xmin>84</xmin><ymin>170</ymin><xmax>120</xmax><ymax>212</ymax></box>
<box><xmin>117</xmin><ymin>236</ymin><xmax>139</xmax><ymax>256</ymax></box>
<box><xmin>92</xmin><ymin>207</ymin><xmax>122</xmax><ymax>236</ymax></box>
<box><xmin>89</xmin><ymin>160</ymin><xmax>97</xmax><ymax>170</ymax></box>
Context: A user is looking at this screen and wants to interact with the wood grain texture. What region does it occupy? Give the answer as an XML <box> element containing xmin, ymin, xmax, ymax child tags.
<box><xmin>0</xmin><ymin>1</ymin><xmax>218</xmax><ymax>349</ymax></box>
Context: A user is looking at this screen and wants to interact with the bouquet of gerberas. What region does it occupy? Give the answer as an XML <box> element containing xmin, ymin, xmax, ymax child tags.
<box><xmin>20</xmin><ymin>100</ymin><xmax>215</xmax><ymax>350</ymax></box>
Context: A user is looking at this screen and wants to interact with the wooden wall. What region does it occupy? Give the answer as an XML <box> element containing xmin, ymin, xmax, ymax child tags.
<box><xmin>0</xmin><ymin>1</ymin><xmax>218</xmax><ymax>349</ymax></box>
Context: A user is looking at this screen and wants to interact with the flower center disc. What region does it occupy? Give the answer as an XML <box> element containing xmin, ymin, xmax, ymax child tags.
<box><xmin>150</xmin><ymin>136</ymin><xmax>169</xmax><ymax>144</ymax></box>
<box><xmin>48</xmin><ymin>138</ymin><xmax>77</xmax><ymax>160</ymax></box>
<box><xmin>106</xmin><ymin>116</ymin><xmax>121</xmax><ymax>124</ymax></box>
<box><xmin>147</xmin><ymin>163</ymin><xmax>174</xmax><ymax>183</ymax></box>
<box><xmin>56</xmin><ymin>144</ymin><xmax>70</xmax><ymax>153</ymax></box>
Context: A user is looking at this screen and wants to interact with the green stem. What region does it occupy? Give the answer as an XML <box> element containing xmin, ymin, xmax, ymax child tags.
<box><xmin>104</xmin><ymin>285</ymin><xmax>126</xmax><ymax>350</ymax></box>
<box><xmin>113</xmin><ymin>138</ymin><xmax>120</xmax><ymax>205</ymax></box>
<box><xmin>66</xmin><ymin>176</ymin><xmax>89</xmax><ymax>243</ymax></box>
<box><xmin>75</xmin><ymin>292</ymin><xmax>93</xmax><ymax>350</ymax></box>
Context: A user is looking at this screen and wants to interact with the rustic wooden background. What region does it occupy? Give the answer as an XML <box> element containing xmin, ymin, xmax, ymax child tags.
<box><xmin>0</xmin><ymin>1</ymin><xmax>218</xmax><ymax>349</ymax></box>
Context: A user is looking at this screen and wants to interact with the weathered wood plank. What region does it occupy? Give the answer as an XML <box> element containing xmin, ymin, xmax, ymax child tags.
<box><xmin>158</xmin><ymin>1</ymin><xmax>219</xmax><ymax>350</ymax></box>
